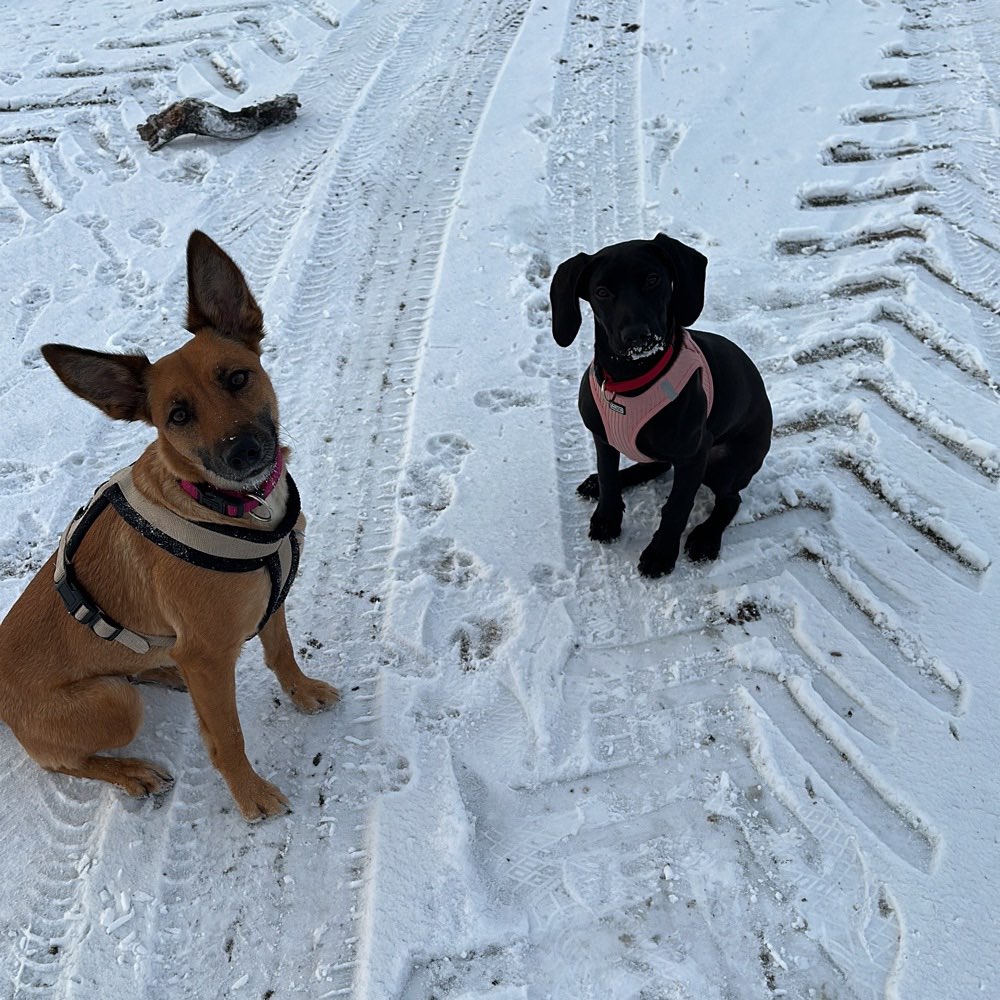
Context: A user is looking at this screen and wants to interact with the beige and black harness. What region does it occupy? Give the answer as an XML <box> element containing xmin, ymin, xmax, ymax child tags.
<box><xmin>54</xmin><ymin>466</ymin><xmax>303</xmax><ymax>655</ymax></box>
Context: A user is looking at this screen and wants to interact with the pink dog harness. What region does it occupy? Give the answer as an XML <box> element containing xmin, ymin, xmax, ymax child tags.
<box><xmin>588</xmin><ymin>330</ymin><xmax>714</xmax><ymax>464</ymax></box>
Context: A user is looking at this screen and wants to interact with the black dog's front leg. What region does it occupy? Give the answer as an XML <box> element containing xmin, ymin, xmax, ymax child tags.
<box><xmin>638</xmin><ymin>450</ymin><xmax>708</xmax><ymax>577</ymax></box>
<box><xmin>589</xmin><ymin>436</ymin><xmax>625</xmax><ymax>542</ymax></box>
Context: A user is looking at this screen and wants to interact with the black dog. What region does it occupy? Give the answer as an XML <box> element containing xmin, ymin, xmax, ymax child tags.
<box><xmin>550</xmin><ymin>233</ymin><xmax>772</xmax><ymax>578</ymax></box>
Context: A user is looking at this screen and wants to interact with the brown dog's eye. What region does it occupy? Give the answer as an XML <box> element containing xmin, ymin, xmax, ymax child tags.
<box><xmin>645</xmin><ymin>272</ymin><xmax>661</xmax><ymax>288</ymax></box>
<box><xmin>168</xmin><ymin>406</ymin><xmax>190</xmax><ymax>426</ymax></box>
<box><xmin>227</xmin><ymin>370</ymin><xmax>250</xmax><ymax>391</ymax></box>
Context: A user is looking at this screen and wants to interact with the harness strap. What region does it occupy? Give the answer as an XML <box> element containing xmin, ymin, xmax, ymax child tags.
<box><xmin>54</xmin><ymin>489</ymin><xmax>176</xmax><ymax>655</ymax></box>
<box><xmin>53</xmin><ymin>466</ymin><xmax>303</xmax><ymax>654</ymax></box>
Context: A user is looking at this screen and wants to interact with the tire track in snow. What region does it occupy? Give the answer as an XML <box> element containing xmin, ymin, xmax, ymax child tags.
<box><xmin>268</xmin><ymin>0</ymin><xmax>535</xmax><ymax>991</ymax></box>
<box><xmin>500</xmin><ymin>5</ymin><xmax>989</xmax><ymax>996</ymax></box>
<box><xmin>14</xmin><ymin>6</ymin><xmax>428</xmax><ymax>994</ymax></box>
<box><xmin>484</xmin><ymin>2</ymin><xmax>903</xmax><ymax>996</ymax></box>
<box><xmin>544</xmin><ymin>0</ymin><xmax>647</xmax><ymax>640</ymax></box>
<box><xmin>0</xmin><ymin>7</ymin><xmax>356</xmax><ymax>998</ymax></box>
<box><xmin>3</xmin><ymin>779</ymin><xmax>106</xmax><ymax>996</ymax></box>
<box><xmin>899</xmin><ymin>1</ymin><xmax>1000</xmax><ymax>369</ymax></box>
<box><xmin>80</xmin><ymin>1</ymin><xmax>535</xmax><ymax>996</ymax></box>
<box><xmin>733</xmin><ymin>11</ymin><xmax>998</xmax><ymax>992</ymax></box>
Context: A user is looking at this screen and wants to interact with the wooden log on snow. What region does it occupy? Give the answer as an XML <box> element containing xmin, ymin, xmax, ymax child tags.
<box><xmin>136</xmin><ymin>94</ymin><xmax>300</xmax><ymax>151</ymax></box>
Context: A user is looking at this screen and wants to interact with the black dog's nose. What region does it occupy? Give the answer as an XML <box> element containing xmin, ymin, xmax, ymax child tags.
<box><xmin>225</xmin><ymin>433</ymin><xmax>265</xmax><ymax>474</ymax></box>
<box><xmin>620</xmin><ymin>323</ymin><xmax>655</xmax><ymax>350</ymax></box>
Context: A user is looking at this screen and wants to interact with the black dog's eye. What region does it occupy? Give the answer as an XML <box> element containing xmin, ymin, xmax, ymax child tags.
<box><xmin>645</xmin><ymin>272</ymin><xmax>661</xmax><ymax>288</ymax></box>
<box><xmin>168</xmin><ymin>406</ymin><xmax>190</xmax><ymax>427</ymax></box>
<box><xmin>227</xmin><ymin>370</ymin><xmax>251</xmax><ymax>391</ymax></box>
<box><xmin>593</xmin><ymin>286</ymin><xmax>612</xmax><ymax>300</ymax></box>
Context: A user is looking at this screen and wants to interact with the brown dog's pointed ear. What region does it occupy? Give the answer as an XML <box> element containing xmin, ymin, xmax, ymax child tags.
<box><xmin>550</xmin><ymin>252</ymin><xmax>592</xmax><ymax>347</ymax></box>
<box><xmin>651</xmin><ymin>233</ymin><xmax>708</xmax><ymax>328</ymax></box>
<box><xmin>41</xmin><ymin>344</ymin><xmax>151</xmax><ymax>423</ymax></box>
<box><xmin>186</xmin><ymin>230</ymin><xmax>264</xmax><ymax>351</ymax></box>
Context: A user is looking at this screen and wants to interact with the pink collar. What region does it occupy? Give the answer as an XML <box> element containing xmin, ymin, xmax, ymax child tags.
<box><xmin>180</xmin><ymin>450</ymin><xmax>284</xmax><ymax>519</ymax></box>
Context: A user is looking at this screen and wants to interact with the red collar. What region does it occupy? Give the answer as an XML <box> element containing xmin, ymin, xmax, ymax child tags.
<box><xmin>595</xmin><ymin>340</ymin><xmax>677</xmax><ymax>394</ymax></box>
<box><xmin>180</xmin><ymin>450</ymin><xmax>284</xmax><ymax>519</ymax></box>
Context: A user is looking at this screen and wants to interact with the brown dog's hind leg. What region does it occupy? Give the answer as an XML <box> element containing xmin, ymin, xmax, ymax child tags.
<box><xmin>259</xmin><ymin>607</ymin><xmax>340</xmax><ymax>714</ymax></box>
<box><xmin>53</xmin><ymin>754</ymin><xmax>174</xmax><ymax>796</ymax></box>
<box><xmin>16</xmin><ymin>676</ymin><xmax>174</xmax><ymax>796</ymax></box>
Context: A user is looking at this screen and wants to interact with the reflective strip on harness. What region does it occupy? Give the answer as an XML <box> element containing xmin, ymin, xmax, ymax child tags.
<box><xmin>53</xmin><ymin>466</ymin><xmax>303</xmax><ymax>654</ymax></box>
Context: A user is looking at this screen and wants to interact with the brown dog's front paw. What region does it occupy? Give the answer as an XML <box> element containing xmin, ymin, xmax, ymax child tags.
<box><xmin>113</xmin><ymin>757</ymin><xmax>175</xmax><ymax>797</ymax></box>
<box><xmin>289</xmin><ymin>677</ymin><xmax>341</xmax><ymax>714</ymax></box>
<box><xmin>638</xmin><ymin>543</ymin><xmax>677</xmax><ymax>579</ymax></box>
<box><xmin>235</xmin><ymin>775</ymin><xmax>291</xmax><ymax>822</ymax></box>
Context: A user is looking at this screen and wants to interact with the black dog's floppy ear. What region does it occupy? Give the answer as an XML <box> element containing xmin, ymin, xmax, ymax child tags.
<box><xmin>652</xmin><ymin>233</ymin><xmax>708</xmax><ymax>328</ymax></box>
<box><xmin>550</xmin><ymin>251</ymin><xmax>592</xmax><ymax>347</ymax></box>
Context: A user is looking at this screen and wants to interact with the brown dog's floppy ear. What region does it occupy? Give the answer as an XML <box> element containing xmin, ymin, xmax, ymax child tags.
<box><xmin>186</xmin><ymin>230</ymin><xmax>264</xmax><ymax>351</ymax></box>
<box><xmin>41</xmin><ymin>345</ymin><xmax>151</xmax><ymax>423</ymax></box>
<box><xmin>550</xmin><ymin>251</ymin><xmax>592</xmax><ymax>347</ymax></box>
<box><xmin>652</xmin><ymin>233</ymin><xmax>708</xmax><ymax>328</ymax></box>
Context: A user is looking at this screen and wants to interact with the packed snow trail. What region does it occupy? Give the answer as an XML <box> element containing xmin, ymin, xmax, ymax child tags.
<box><xmin>0</xmin><ymin>2</ymin><xmax>998</xmax><ymax>999</ymax></box>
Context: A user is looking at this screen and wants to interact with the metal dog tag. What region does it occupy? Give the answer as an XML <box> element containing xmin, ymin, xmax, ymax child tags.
<box><xmin>608</xmin><ymin>400</ymin><xmax>626</xmax><ymax>414</ymax></box>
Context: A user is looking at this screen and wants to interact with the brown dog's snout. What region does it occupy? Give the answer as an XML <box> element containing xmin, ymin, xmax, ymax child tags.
<box><xmin>213</xmin><ymin>421</ymin><xmax>277</xmax><ymax>483</ymax></box>
<box><xmin>225</xmin><ymin>432</ymin><xmax>267</xmax><ymax>474</ymax></box>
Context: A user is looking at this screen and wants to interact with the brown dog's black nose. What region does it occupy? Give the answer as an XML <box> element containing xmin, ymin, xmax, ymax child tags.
<box><xmin>224</xmin><ymin>433</ymin><xmax>267</xmax><ymax>476</ymax></box>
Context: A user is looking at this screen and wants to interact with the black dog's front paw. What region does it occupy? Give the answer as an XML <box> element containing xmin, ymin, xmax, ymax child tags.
<box><xmin>589</xmin><ymin>496</ymin><xmax>624</xmax><ymax>542</ymax></box>
<box><xmin>638</xmin><ymin>540</ymin><xmax>678</xmax><ymax>578</ymax></box>
<box><xmin>685</xmin><ymin>521</ymin><xmax>723</xmax><ymax>563</ymax></box>
<box><xmin>589</xmin><ymin>503</ymin><xmax>623</xmax><ymax>542</ymax></box>
<box><xmin>577</xmin><ymin>473</ymin><xmax>600</xmax><ymax>500</ymax></box>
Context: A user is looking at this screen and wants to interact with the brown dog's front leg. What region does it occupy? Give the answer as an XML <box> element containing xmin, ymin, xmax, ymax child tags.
<box><xmin>258</xmin><ymin>606</ymin><xmax>340</xmax><ymax>713</ymax></box>
<box><xmin>175</xmin><ymin>643</ymin><xmax>290</xmax><ymax>821</ymax></box>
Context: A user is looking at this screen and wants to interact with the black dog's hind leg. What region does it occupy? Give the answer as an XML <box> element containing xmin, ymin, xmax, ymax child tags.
<box><xmin>577</xmin><ymin>460</ymin><xmax>671</xmax><ymax>500</ymax></box>
<box><xmin>588</xmin><ymin>437</ymin><xmax>626</xmax><ymax>542</ymax></box>
<box><xmin>685</xmin><ymin>437</ymin><xmax>767</xmax><ymax>562</ymax></box>
<box><xmin>684</xmin><ymin>492</ymin><xmax>740</xmax><ymax>562</ymax></box>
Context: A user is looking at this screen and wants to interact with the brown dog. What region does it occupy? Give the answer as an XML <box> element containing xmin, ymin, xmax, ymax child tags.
<box><xmin>0</xmin><ymin>231</ymin><xmax>339</xmax><ymax>821</ymax></box>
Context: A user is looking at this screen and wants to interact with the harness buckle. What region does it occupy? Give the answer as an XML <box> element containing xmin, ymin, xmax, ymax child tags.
<box><xmin>55</xmin><ymin>572</ymin><xmax>87</xmax><ymax>618</ymax></box>
<box><xmin>190</xmin><ymin>488</ymin><xmax>232</xmax><ymax>515</ymax></box>
<box><xmin>56</xmin><ymin>569</ymin><xmax>123</xmax><ymax>641</ymax></box>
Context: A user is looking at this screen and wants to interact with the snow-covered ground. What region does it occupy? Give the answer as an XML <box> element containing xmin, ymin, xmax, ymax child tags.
<box><xmin>1</xmin><ymin>1</ymin><xmax>998</xmax><ymax>997</ymax></box>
